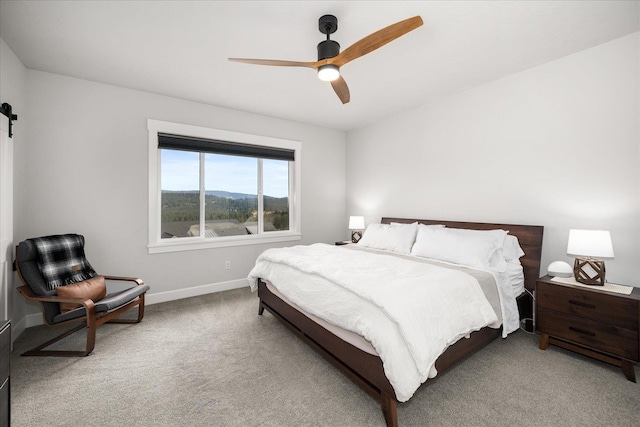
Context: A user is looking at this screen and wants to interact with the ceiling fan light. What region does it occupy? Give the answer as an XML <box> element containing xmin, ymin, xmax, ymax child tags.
<box><xmin>318</xmin><ymin>64</ymin><xmax>340</xmax><ymax>82</ymax></box>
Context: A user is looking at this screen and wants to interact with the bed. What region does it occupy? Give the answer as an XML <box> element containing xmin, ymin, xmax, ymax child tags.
<box><xmin>250</xmin><ymin>217</ymin><xmax>544</xmax><ymax>427</ymax></box>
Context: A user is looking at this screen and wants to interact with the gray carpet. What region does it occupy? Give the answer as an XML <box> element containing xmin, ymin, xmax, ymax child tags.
<box><xmin>10</xmin><ymin>287</ymin><xmax>640</xmax><ymax>427</ymax></box>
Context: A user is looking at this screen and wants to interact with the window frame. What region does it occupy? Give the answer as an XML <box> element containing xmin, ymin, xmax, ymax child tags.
<box><xmin>147</xmin><ymin>119</ymin><xmax>301</xmax><ymax>254</ymax></box>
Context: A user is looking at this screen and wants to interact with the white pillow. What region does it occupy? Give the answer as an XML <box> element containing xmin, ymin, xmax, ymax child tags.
<box><xmin>357</xmin><ymin>222</ymin><xmax>419</xmax><ymax>254</ymax></box>
<box><xmin>411</xmin><ymin>227</ymin><xmax>508</xmax><ymax>271</ymax></box>
<box><xmin>390</xmin><ymin>221</ymin><xmax>419</xmax><ymax>227</ymax></box>
<box><xmin>391</xmin><ymin>222</ymin><xmax>444</xmax><ymax>229</ymax></box>
<box><xmin>503</xmin><ymin>234</ymin><xmax>525</xmax><ymax>263</ymax></box>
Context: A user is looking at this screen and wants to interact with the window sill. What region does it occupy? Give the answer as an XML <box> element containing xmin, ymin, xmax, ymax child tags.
<box><xmin>148</xmin><ymin>233</ymin><xmax>302</xmax><ymax>254</ymax></box>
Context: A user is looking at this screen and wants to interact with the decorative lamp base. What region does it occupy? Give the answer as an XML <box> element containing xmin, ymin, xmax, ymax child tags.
<box><xmin>351</xmin><ymin>230</ymin><xmax>362</xmax><ymax>244</ymax></box>
<box><xmin>573</xmin><ymin>257</ymin><xmax>606</xmax><ymax>286</ymax></box>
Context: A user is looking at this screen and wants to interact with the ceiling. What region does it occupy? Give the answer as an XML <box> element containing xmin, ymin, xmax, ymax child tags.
<box><xmin>1</xmin><ymin>1</ymin><xmax>639</xmax><ymax>131</ymax></box>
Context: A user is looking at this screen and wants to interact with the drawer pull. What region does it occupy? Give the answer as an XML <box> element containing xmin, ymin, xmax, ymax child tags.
<box><xmin>569</xmin><ymin>300</ymin><xmax>595</xmax><ymax>309</ymax></box>
<box><xmin>569</xmin><ymin>326</ymin><xmax>596</xmax><ymax>337</ymax></box>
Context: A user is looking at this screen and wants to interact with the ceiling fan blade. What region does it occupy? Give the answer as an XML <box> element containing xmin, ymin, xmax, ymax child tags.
<box><xmin>330</xmin><ymin>76</ymin><xmax>350</xmax><ymax>104</ymax></box>
<box><xmin>228</xmin><ymin>58</ymin><xmax>318</xmax><ymax>69</ymax></box>
<box><xmin>331</xmin><ymin>16</ymin><xmax>423</xmax><ymax>67</ymax></box>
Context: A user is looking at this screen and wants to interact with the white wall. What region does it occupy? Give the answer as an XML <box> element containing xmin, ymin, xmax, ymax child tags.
<box><xmin>17</xmin><ymin>70</ymin><xmax>346</xmax><ymax>321</ymax></box>
<box><xmin>0</xmin><ymin>37</ymin><xmax>27</xmax><ymax>332</ymax></box>
<box><xmin>347</xmin><ymin>32</ymin><xmax>640</xmax><ymax>286</ymax></box>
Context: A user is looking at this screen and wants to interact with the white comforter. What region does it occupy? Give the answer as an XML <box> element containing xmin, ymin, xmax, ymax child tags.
<box><xmin>248</xmin><ymin>243</ymin><xmax>502</xmax><ymax>402</ymax></box>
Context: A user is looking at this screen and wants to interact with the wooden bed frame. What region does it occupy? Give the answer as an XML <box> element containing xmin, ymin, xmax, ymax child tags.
<box><xmin>257</xmin><ymin>217</ymin><xmax>544</xmax><ymax>427</ymax></box>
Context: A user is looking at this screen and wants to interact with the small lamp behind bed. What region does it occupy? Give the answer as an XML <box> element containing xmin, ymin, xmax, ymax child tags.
<box><xmin>349</xmin><ymin>216</ymin><xmax>365</xmax><ymax>243</ymax></box>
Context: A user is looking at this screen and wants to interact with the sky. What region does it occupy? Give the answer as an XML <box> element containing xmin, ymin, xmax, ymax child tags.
<box><xmin>161</xmin><ymin>150</ymin><xmax>289</xmax><ymax>198</ymax></box>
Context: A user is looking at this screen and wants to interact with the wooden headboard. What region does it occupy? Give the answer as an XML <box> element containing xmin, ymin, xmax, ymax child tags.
<box><xmin>381</xmin><ymin>217</ymin><xmax>544</xmax><ymax>291</ymax></box>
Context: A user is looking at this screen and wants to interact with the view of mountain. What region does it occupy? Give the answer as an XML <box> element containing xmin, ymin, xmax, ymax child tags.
<box><xmin>161</xmin><ymin>190</ymin><xmax>289</xmax><ymax>237</ymax></box>
<box><xmin>162</xmin><ymin>190</ymin><xmax>258</xmax><ymax>200</ymax></box>
<box><xmin>163</xmin><ymin>190</ymin><xmax>284</xmax><ymax>200</ymax></box>
<box><xmin>205</xmin><ymin>190</ymin><xmax>258</xmax><ymax>200</ymax></box>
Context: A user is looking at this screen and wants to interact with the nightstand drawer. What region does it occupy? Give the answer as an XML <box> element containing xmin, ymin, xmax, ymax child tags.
<box><xmin>537</xmin><ymin>281</ymin><xmax>638</xmax><ymax>330</ymax></box>
<box><xmin>538</xmin><ymin>307</ymin><xmax>639</xmax><ymax>360</ymax></box>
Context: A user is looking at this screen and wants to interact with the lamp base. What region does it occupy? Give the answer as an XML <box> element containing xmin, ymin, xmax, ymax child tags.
<box><xmin>351</xmin><ymin>230</ymin><xmax>362</xmax><ymax>244</ymax></box>
<box><xmin>573</xmin><ymin>257</ymin><xmax>606</xmax><ymax>286</ymax></box>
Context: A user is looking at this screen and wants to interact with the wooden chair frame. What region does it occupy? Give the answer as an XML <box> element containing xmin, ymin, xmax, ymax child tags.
<box><xmin>16</xmin><ymin>269</ymin><xmax>146</xmax><ymax>357</ymax></box>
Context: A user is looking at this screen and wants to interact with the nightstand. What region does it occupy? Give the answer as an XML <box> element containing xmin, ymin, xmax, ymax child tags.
<box><xmin>535</xmin><ymin>276</ymin><xmax>639</xmax><ymax>382</ymax></box>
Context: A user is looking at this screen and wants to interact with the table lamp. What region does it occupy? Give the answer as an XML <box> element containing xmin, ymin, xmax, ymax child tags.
<box><xmin>348</xmin><ymin>216</ymin><xmax>365</xmax><ymax>243</ymax></box>
<box><xmin>567</xmin><ymin>229</ymin><xmax>614</xmax><ymax>286</ymax></box>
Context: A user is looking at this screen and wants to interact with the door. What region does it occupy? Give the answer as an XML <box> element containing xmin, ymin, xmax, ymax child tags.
<box><xmin>0</xmin><ymin>112</ymin><xmax>12</xmax><ymax>321</ymax></box>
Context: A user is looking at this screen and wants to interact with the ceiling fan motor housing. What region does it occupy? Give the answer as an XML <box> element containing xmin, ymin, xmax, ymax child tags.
<box><xmin>317</xmin><ymin>40</ymin><xmax>340</xmax><ymax>60</ymax></box>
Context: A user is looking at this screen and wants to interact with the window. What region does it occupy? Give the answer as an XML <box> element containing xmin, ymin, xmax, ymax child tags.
<box><xmin>148</xmin><ymin>120</ymin><xmax>301</xmax><ymax>253</ymax></box>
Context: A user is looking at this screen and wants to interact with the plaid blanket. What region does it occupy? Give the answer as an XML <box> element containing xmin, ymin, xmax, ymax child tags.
<box><xmin>32</xmin><ymin>234</ymin><xmax>98</xmax><ymax>290</ymax></box>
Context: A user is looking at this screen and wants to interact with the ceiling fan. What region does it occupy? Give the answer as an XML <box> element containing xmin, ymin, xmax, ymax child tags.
<box><xmin>229</xmin><ymin>15</ymin><xmax>423</xmax><ymax>104</ymax></box>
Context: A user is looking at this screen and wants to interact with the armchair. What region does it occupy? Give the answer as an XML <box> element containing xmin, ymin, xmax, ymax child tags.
<box><xmin>15</xmin><ymin>234</ymin><xmax>149</xmax><ymax>356</ymax></box>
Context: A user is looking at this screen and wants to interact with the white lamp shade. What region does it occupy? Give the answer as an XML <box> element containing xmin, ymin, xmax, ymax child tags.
<box><xmin>567</xmin><ymin>229</ymin><xmax>614</xmax><ymax>258</ymax></box>
<box><xmin>348</xmin><ymin>216</ymin><xmax>365</xmax><ymax>230</ymax></box>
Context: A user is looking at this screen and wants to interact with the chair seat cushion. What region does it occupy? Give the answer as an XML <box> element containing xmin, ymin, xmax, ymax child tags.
<box><xmin>53</xmin><ymin>284</ymin><xmax>150</xmax><ymax>324</ymax></box>
<box><xmin>56</xmin><ymin>276</ymin><xmax>107</xmax><ymax>312</ymax></box>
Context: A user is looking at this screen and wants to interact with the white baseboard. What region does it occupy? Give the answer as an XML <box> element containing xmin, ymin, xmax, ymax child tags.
<box><xmin>24</xmin><ymin>311</ymin><xmax>44</xmax><ymax>329</ymax></box>
<box><xmin>18</xmin><ymin>278</ymin><xmax>248</xmax><ymax>331</ymax></box>
<box><xmin>145</xmin><ymin>278</ymin><xmax>247</xmax><ymax>305</ymax></box>
<box><xmin>10</xmin><ymin>315</ymin><xmax>27</xmax><ymax>347</ymax></box>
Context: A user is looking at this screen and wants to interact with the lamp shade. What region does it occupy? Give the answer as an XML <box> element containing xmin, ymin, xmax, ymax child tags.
<box><xmin>567</xmin><ymin>229</ymin><xmax>614</xmax><ymax>259</ymax></box>
<box><xmin>348</xmin><ymin>216</ymin><xmax>365</xmax><ymax>230</ymax></box>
